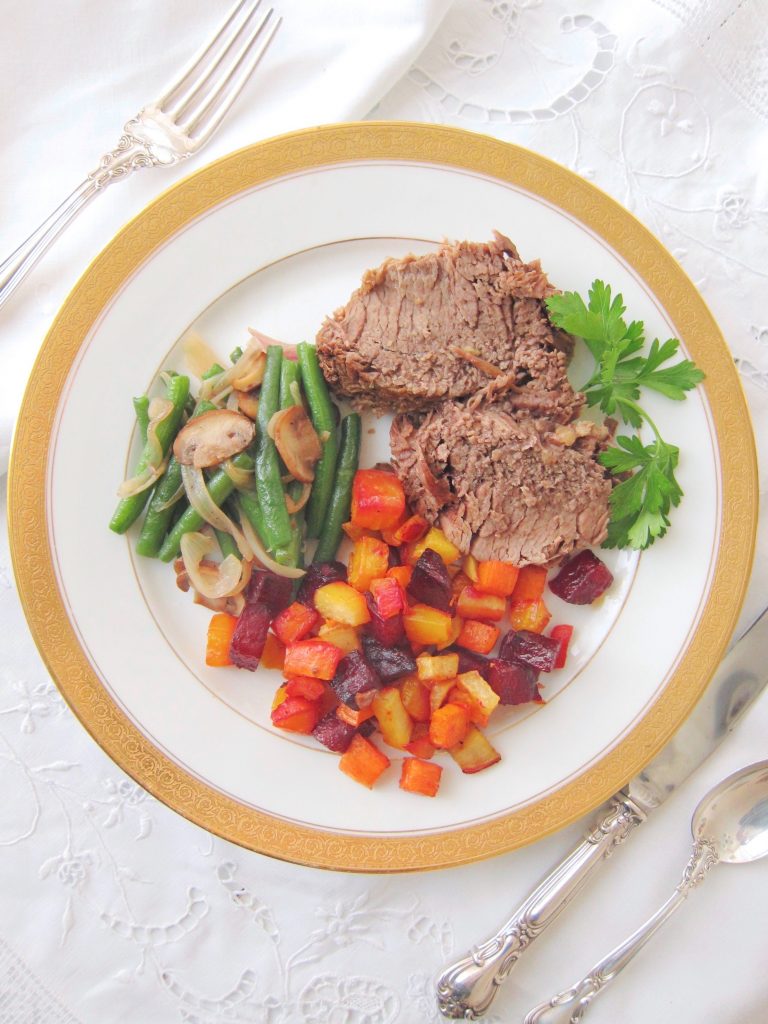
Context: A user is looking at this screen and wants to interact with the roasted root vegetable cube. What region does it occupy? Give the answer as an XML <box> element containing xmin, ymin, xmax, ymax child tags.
<box><xmin>361</xmin><ymin>635</ymin><xmax>416</xmax><ymax>682</ymax></box>
<box><xmin>314</xmin><ymin>581</ymin><xmax>371</xmax><ymax>627</ymax></box>
<box><xmin>285</xmin><ymin>676</ymin><xmax>326</xmax><ymax>701</ymax></box>
<box><xmin>339</xmin><ymin>733</ymin><xmax>391</xmax><ymax>788</ymax></box>
<box><xmin>382</xmin><ymin>513</ymin><xmax>429</xmax><ymax>546</ymax></box>
<box><xmin>272</xmin><ymin>601</ymin><xmax>320</xmax><ymax>645</ymax></box>
<box><xmin>508</xmin><ymin>598</ymin><xmax>552</xmax><ymax>634</ymax></box>
<box><xmin>416</xmin><ymin>652</ymin><xmax>460</xmax><ymax>684</ymax></box>
<box><xmin>407</xmin><ymin>549</ymin><xmax>452</xmax><ymax>611</ymax></box>
<box><xmin>487</xmin><ymin>658</ymin><xmax>540</xmax><ymax>705</ymax></box>
<box><xmin>456</xmin><ymin>670</ymin><xmax>500</xmax><ymax>720</ymax></box>
<box><xmin>270</xmin><ymin>696</ymin><xmax>321</xmax><ymax>734</ymax></box>
<box><xmin>206</xmin><ymin>613</ymin><xmax>238</xmax><ymax>667</ymax></box>
<box><xmin>370</xmin><ymin>576</ymin><xmax>406</xmax><ymax>619</ymax></box>
<box><xmin>405</xmin><ymin>723</ymin><xmax>436</xmax><ymax>759</ymax></box>
<box><xmin>400</xmin><ymin>757</ymin><xmax>443</xmax><ymax>797</ymax></box>
<box><xmin>372</xmin><ymin>687</ymin><xmax>413</xmax><ymax>749</ymax></box>
<box><xmin>450</xmin><ymin>572</ymin><xmax>472</xmax><ymax>608</ymax></box>
<box><xmin>260</xmin><ymin>632</ymin><xmax>286</xmax><ymax>670</ymax></box>
<box><xmin>271</xmin><ymin>684</ymin><xmax>289</xmax><ymax>711</ymax></box>
<box><xmin>365</xmin><ymin>595</ymin><xmax>406</xmax><ymax>647</ymax></box>
<box><xmin>407</xmin><ymin>527</ymin><xmax>461</xmax><ymax>566</ymax></box>
<box><xmin>283</xmin><ymin>639</ymin><xmax>344</xmax><ymax>681</ymax></box>
<box><xmin>476</xmin><ymin>560</ymin><xmax>520</xmax><ymax>597</ymax></box>
<box><xmin>312</xmin><ymin>711</ymin><xmax>356</xmax><ymax>752</ymax></box>
<box><xmin>429</xmin><ymin>703</ymin><xmax>470</xmax><ymax>748</ymax></box>
<box><xmin>549</xmin><ymin>550</ymin><xmax>614</xmax><ymax>604</ymax></box>
<box><xmin>296</xmin><ymin>561</ymin><xmax>347</xmax><ymax>607</ymax></box>
<box><xmin>435</xmin><ymin>616</ymin><xmax>463</xmax><ymax>652</ymax></box>
<box><xmin>399</xmin><ymin>674</ymin><xmax>431</xmax><ymax>723</ymax></box>
<box><xmin>550</xmin><ymin>624</ymin><xmax>574</xmax><ymax>669</ymax></box>
<box><xmin>351</xmin><ymin>469</ymin><xmax>406</xmax><ymax>531</ymax></box>
<box><xmin>456</xmin><ymin>586</ymin><xmax>506</xmax><ymax>623</ymax></box>
<box><xmin>463</xmin><ymin>554</ymin><xmax>479</xmax><ymax>582</ymax></box>
<box><xmin>429</xmin><ymin>679</ymin><xmax>455</xmax><ymax>715</ymax></box>
<box><xmin>336</xmin><ymin>702</ymin><xmax>375</xmax><ymax>727</ymax></box>
<box><xmin>341</xmin><ymin>521</ymin><xmax>378</xmax><ymax>542</ymax></box>
<box><xmin>403</xmin><ymin>604</ymin><xmax>454</xmax><ymax>647</ymax></box>
<box><xmin>348</xmin><ymin>535</ymin><xmax>390</xmax><ymax>593</ymax></box>
<box><xmin>387</xmin><ymin>565</ymin><xmax>413</xmax><ymax>589</ymax></box>
<box><xmin>511</xmin><ymin>564</ymin><xmax>548</xmax><ymax>603</ymax></box>
<box><xmin>245</xmin><ymin>571</ymin><xmax>293</xmax><ymax>615</ymax></box>
<box><xmin>500</xmin><ymin>629</ymin><xmax>560</xmax><ymax>673</ymax></box>
<box><xmin>457</xmin><ymin>619</ymin><xmax>499</xmax><ymax>655</ymax></box>
<box><xmin>230</xmin><ymin>603</ymin><xmax>271</xmax><ymax>670</ymax></box>
<box><xmin>449</xmin><ymin>725</ymin><xmax>501</xmax><ymax>774</ymax></box>
<box><xmin>331</xmin><ymin>650</ymin><xmax>382</xmax><ymax>706</ymax></box>
<box><xmin>317</xmin><ymin>620</ymin><xmax>361</xmax><ymax>654</ymax></box>
<box><xmin>449</xmin><ymin>646</ymin><xmax>491</xmax><ymax>680</ymax></box>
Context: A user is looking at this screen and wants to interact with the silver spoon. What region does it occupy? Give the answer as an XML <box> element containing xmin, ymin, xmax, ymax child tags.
<box><xmin>524</xmin><ymin>760</ymin><xmax>768</xmax><ymax>1024</ymax></box>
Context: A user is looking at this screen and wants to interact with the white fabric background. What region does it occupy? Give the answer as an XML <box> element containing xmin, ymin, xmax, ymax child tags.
<box><xmin>1</xmin><ymin>1</ymin><xmax>767</xmax><ymax>1022</ymax></box>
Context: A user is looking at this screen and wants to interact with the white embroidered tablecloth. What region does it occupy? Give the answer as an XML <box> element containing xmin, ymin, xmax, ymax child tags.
<box><xmin>1</xmin><ymin>2</ymin><xmax>767</xmax><ymax>1022</ymax></box>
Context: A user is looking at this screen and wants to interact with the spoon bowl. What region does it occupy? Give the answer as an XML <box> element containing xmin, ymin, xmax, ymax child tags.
<box><xmin>692</xmin><ymin>759</ymin><xmax>768</xmax><ymax>864</ymax></box>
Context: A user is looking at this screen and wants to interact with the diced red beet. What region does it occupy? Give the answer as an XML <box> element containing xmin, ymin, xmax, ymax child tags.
<box><xmin>245</xmin><ymin>572</ymin><xmax>293</xmax><ymax>616</ymax></box>
<box><xmin>549</xmin><ymin>550</ymin><xmax>614</xmax><ymax>605</ymax></box>
<box><xmin>296</xmin><ymin>561</ymin><xmax>347</xmax><ymax>607</ymax></box>
<box><xmin>312</xmin><ymin>712</ymin><xmax>356</xmax><ymax>752</ymax></box>
<box><xmin>229</xmin><ymin>603</ymin><xmax>271</xmax><ymax>670</ymax></box>
<box><xmin>358</xmin><ymin>718</ymin><xmax>377</xmax><ymax>738</ymax></box>
<box><xmin>447</xmin><ymin>646</ymin><xmax>492</xmax><ymax>680</ymax></box>
<box><xmin>488</xmin><ymin>659</ymin><xmax>540</xmax><ymax>705</ymax></box>
<box><xmin>331</xmin><ymin>651</ymin><xmax>382</xmax><ymax>707</ymax></box>
<box><xmin>365</xmin><ymin>592</ymin><xmax>405</xmax><ymax>646</ymax></box>
<box><xmin>407</xmin><ymin>549</ymin><xmax>451</xmax><ymax>611</ymax></box>
<box><xmin>500</xmin><ymin>629</ymin><xmax>560</xmax><ymax>673</ymax></box>
<box><xmin>387</xmin><ymin>545</ymin><xmax>401</xmax><ymax>568</ymax></box>
<box><xmin>362</xmin><ymin>635</ymin><xmax>417</xmax><ymax>682</ymax></box>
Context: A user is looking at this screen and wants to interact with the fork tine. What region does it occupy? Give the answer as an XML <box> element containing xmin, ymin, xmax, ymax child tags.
<box><xmin>186</xmin><ymin>12</ymin><xmax>281</xmax><ymax>143</ymax></box>
<box><xmin>155</xmin><ymin>0</ymin><xmax>259</xmax><ymax>113</ymax></box>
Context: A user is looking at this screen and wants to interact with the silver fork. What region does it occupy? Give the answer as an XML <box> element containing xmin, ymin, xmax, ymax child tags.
<box><xmin>0</xmin><ymin>0</ymin><xmax>281</xmax><ymax>311</ymax></box>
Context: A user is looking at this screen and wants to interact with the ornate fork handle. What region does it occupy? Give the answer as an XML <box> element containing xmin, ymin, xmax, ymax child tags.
<box><xmin>436</xmin><ymin>796</ymin><xmax>646</xmax><ymax>1019</ymax></box>
<box><xmin>0</xmin><ymin>110</ymin><xmax>185</xmax><ymax>310</ymax></box>
<box><xmin>523</xmin><ymin>838</ymin><xmax>720</xmax><ymax>1024</ymax></box>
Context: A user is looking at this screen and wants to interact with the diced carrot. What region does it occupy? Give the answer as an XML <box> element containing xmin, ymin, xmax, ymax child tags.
<box><xmin>317</xmin><ymin>620</ymin><xmax>361</xmax><ymax>654</ymax></box>
<box><xmin>348</xmin><ymin>535</ymin><xmax>390</xmax><ymax>592</ymax></box>
<box><xmin>400</xmin><ymin>758</ymin><xmax>443</xmax><ymax>797</ymax></box>
<box><xmin>339</xmin><ymin>733</ymin><xmax>391</xmax><ymax>788</ymax></box>
<box><xmin>399</xmin><ymin>674</ymin><xmax>431</xmax><ymax>722</ymax></box>
<box><xmin>272</xmin><ymin>601</ymin><xmax>320</xmax><ymax>645</ymax></box>
<box><xmin>511</xmin><ymin>565</ymin><xmax>548</xmax><ymax>602</ymax></box>
<box><xmin>456</xmin><ymin>586</ymin><xmax>506</xmax><ymax>622</ymax></box>
<box><xmin>476</xmin><ymin>560</ymin><xmax>520</xmax><ymax>598</ymax></box>
<box><xmin>407</xmin><ymin>527</ymin><xmax>461</xmax><ymax>566</ymax></box>
<box><xmin>260</xmin><ymin>632</ymin><xmax>286</xmax><ymax>670</ymax></box>
<box><xmin>351</xmin><ymin>469</ymin><xmax>406</xmax><ymax>531</ymax></box>
<box><xmin>429</xmin><ymin>703</ymin><xmax>470</xmax><ymax>748</ymax></box>
<box><xmin>270</xmin><ymin>696</ymin><xmax>321</xmax><ymax>734</ymax></box>
<box><xmin>463</xmin><ymin>554</ymin><xmax>479</xmax><ymax>582</ymax></box>
<box><xmin>550</xmin><ymin>624</ymin><xmax>574</xmax><ymax>669</ymax></box>
<box><xmin>314</xmin><ymin>581</ymin><xmax>371</xmax><ymax>627</ymax></box>
<box><xmin>336</xmin><ymin>702</ymin><xmax>375</xmax><ymax>727</ymax></box>
<box><xmin>387</xmin><ymin>565</ymin><xmax>413</xmax><ymax>589</ymax></box>
<box><xmin>370</xmin><ymin>577</ymin><xmax>406</xmax><ymax>619</ymax></box>
<box><xmin>382</xmin><ymin>513</ymin><xmax>430</xmax><ymax>546</ymax></box>
<box><xmin>283</xmin><ymin>639</ymin><xmax>343</xmax><ymax>681</ymax></box>
<box><xmin>416</xmin><ymin>652</ymin><xmax>460</xmax><ymax>683</ymax></box>
<box><xmin>285</xmin><ymin>676</ymin><xmax>326</xmax><ymax>701</ymax></box>
<box><xmin>456</xmin><ymin>619</ymin><xmax>499</xmax><ymax>655</ymax></box>
<box><xmin>403</xmin><ymin>604</ymin><xmax>454</xmax><ymax>646</ymax></box>
<box><xmin>509</xmin><ymin>598</ymin><xmax>552</xmax><ymax>634</ymax></box>
<box><xmin>205</xmin><ymin>613</ymin><xmax>238</xmax><ymax>667</ymax></box>
<box><xmin>405</xmin><ymin>723</ymin><xmax>436</xmax><ymax>759</ymax></box>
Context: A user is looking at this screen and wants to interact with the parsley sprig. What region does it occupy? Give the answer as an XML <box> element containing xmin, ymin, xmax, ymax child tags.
<box><xmin>546</xmin><ymin>281</ymin><xmax>705</xmax><ymax>550</ymax></box>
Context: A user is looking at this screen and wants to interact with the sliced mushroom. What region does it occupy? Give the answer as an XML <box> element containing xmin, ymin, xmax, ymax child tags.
<box><xmin>268</xmin><ymin>406</ymin><xmax>322</xmax><ymax>483</ymax></box>
<box><xmin>173</xmin><ymin>409</ymin><xmax>255</xmax><ymax>468</ymax></box>
<box><xmin>231</xmin><ymin>347</ymin><xmax>267</xmax><ymax>391</ymax></box>
<box><xmin>234</xmin><ymin>389</ymin><xmax>260</xmax><ymax>420</ymax></box>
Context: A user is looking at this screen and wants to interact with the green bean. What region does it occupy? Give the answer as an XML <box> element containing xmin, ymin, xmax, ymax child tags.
<box><xmin>279</xmin><ymin>358</ymin><xmax>301</xmax><ymax>409</ymax></box>
<box><xmin>313</xmin><ymin>414</ymin><xmax>361</xmax><ymax>563</ymax></box>
<box><xmin>215</xmin><ymin>527</ymin><xmax>241</xmax><ymax>560</ymax></box>
<box><xmin>254</xmin><ymin>346</ymin><xmax>292</xmax><ymax>550</ymax></box>
<box><xmin>157</xmin><ymin>450</ymin><xmax>253</xmax><ymax>562</ymax></box>
<box><xmin>297</xmin><ymin>342</ymin><xmax>339</xmax><ymax>539</ymax></box>
<box><xmin>110</xmin><ymin>375</ymin><xmax>190</xmax><ymax>535</ymax></box>
<box><xmin>202</xmin><ymin>362</ymin><xmax>225</xmax><ymax>380</ymax></box>
<box><xmin>236</xmin><ymin>490</ymin><xmax>271</xmax><ymax>551</ymax></box>
<box><xmin>230</xmin><ymin>345</ymin><xmax>243</xmax><ymax>364</ymax></box>
<box><xmin>135</xmin><ymin>399</ymin><xmax>216</xmax><ymax>558</ymax></box>
<box><xmin>133</xmin><ymin>396</ymin><xmax>150</xmax><ymax>444</ymax></box>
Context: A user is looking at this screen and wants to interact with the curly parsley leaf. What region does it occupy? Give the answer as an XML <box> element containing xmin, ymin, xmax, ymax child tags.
<box><xmin>545</xmin><ymin>280</ymin><xmax>704</xmax><ymax>551</ymax></box>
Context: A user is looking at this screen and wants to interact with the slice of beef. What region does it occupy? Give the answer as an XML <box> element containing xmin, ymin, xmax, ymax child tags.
<box><xmin>316</xmin><ymin>232</ymin><xmax>582</xmax><ymax>420</ymax></box>
<box><xmin>389</xmin><ymin>400</ymin><xmax>612</xmax><ymax>567</ymax></box>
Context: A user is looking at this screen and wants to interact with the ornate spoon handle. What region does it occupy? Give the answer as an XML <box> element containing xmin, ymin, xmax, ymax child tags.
<box><xmin>436</xmin><ymin>796</ymin><xmax>646</xmax><ymax>1019</ymax></box>
<box><xmin>523</xmin><ymin>838</ymin><xmax>719</xmax><ymax>1024</ymax></box>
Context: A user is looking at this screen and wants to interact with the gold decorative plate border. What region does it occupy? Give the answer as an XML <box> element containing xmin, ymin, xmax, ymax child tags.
<box><xmin>8</xmin><ymin>123</ymin><xmax>758</xmax><ymax>872</ymax></box>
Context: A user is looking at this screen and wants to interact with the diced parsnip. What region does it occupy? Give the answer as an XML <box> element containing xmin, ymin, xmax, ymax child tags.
<box><xmin>399</xmin><ymin>674</ymin><xmax>431</xmax><ymax>723</ymax></box>
<box><xmin>314</xmin><ymin>581</ymin><xmax>371</xmax><ymax>626</ymax></box>
<box><xmin>449</xmin><ymin>725</ymin><xmax>501</xmax><ymax>774</ymax></box>
<box><xmin>372</xmin><ymin>686</ymin><xmax>413</xmax><ymax>749</ymax></box>
<box><xmin>317</xmin><ymin>620</ymin><xmax>361</xmax><ymax>655</ymax></box>
<box><xmin>456</xmin><ymin>670</ymin><xmax>500</xmax><ymax>718</ymax></box>
<box><xmin>407</xmin><ymin>527</ymin><xmax>461</xmax><ymax>566</ymax></box>
<box><xmin>429</xmin><ymin>679</ymin><xmax>455</xmax><ymax>715</ymax></box>
<box><xmin>416</xmin><ymin>652</ymin><xmax>460</xmax><ymax>683</ymax></box>
<box><xmin>339</xmin><ymin>733</ymin><xmax>391</xmax><ymax>788</ymax></box>
<box><xmin>429</xmin><ymin>703</ymin><xmax>470</xmax><ymax>748</ymax></box>
<box><xmin>403</xmin><ymin>604</ymin><xmax>454</xmax><ymax>646</ymax></box>
<box><xmin>399</xmin><ymin>757</ymin><xmax>443</xmax><ymax>797</ymax></box>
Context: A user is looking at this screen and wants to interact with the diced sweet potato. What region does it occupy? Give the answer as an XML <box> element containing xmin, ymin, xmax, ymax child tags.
<box><xmin>405</xmin><ymin>723</ymin><xmax>436</xmax><ymax>759</ymax></box>
<box><xmin>456</xmin><ymin>586</ymin><xmax>506</xmax><ymax>623</ymax></box>
<box><xmin>508</xmin><ymin>598</ymin><xmax>552</xmax><ymax>634</ymax></box>
<box><xmin>229</xmin><ymin>603</ymin><xmax>271</xmax><ymax>670</ymax></box>
<box><xmin>407</xmin><ymin>549</ymin><xmax>452</xmax><ymax>611</ymax></box>
<box><xmin>339</xmin><ymin>733</ymin><xmax>391</xmax><ymax>788</ymax></box>
<box><xmin>260</xmin><ymin>632</ymin><xmax>286</xmax><ymax>670</ymax></box>
<box><xmin>549</xmin><ymin>550</ymin><xmax>614</xmax><ymax>604</ymax></box>
<box><xmin>283</xmin><ymin>639</ymin><xmax>344</xmax><ymax>681</ymax></box>
<box><xmin>270</xmin><ymin>696</ymin><xmax>321</xmax><ymax>734</ymax></box>
<box><xmin>449</xmin><ymin>725</ymin><xmax>501</xmax><ymax>774</ymax></box>
<box><xmin>314</xmin><ymin>581</ymin><xmax>371</xmax><ymax>627</ymax></box>
<box><xmin>429</xmin><ymin>703</ymin><xmax>470</xmax><ymax>748</ymax></box>
<box><xmin>511</xmin><ymin>565</ymin><xmax>548</xmax><ymax>603</ymax></box>
<box><xmin>312</xmin><ymin>711</ymin><xmax>356</xmax><ymax>752</ymax></box>
<box><xmin>348</xmin><ymin>535</ymin><xmax>390</xmax><ymax>592</ymax></box>
<box><xmin>400</xmin><ymin>757</ymin><xmax>442</xmax><ymax>797</ymax></box>
<box><xmin>476</xmin><ymin>560</ymin><xmax>520</xmax><ymax>597</ymax></box>
<box><xmin>372</xmin><ymin>687</ymin><xmax>413</xmax><ymax>749</ymax></box>
<box><xmin>317</xmin><ymin>620</ymin><xmax>361</xmax><ymax>654</ymax></box>
<box><xmin>416</xmin><ymin>652</ymin><xmax>460</xmax><ymax>684</ymax></box>
<box><xmin>331</xmin><ymin>650</ymin><xmax>382</xmax><ymax>706</ymax></box>
<box><xmin>407</xmin><ymin>527</ymin><xmax>461</xmax><ymax>566</ymax></box>
<box><xmin>206</xmin><ymin>613</ymin><xmax>238</xmax><ymax>667</ymax></box>
<box><xmin>400</xmin><ymin>674</ymin><xmax>431</xmax><ymax>723</ymax></box>
<box><xmin>403</xmin><ymin>604</ymin><xmax>454</xmax><ymax>646</ymax></box>
<box><xmin>285</xmin><ymin>676</ymin><xmax>326</xmax><ymax>701</ymax></box>
<box><xmin>272</xmin><ymin>601</ymin><xmax>321</xmax><ymax>645</ymax></box>
<box><xmin>456</xmin><ymin>619</ymin><xmax>499</xmax><ymax>655</ymax></box>
<box><xmin>550</xmin><ymin>624</ymin><xmax>574</xmax><ymax>669</ymax></box>
<box><xmin>296</xmin><ymin>561</ymin><xmax>347</xmax><ymax>607</ymax></box>
<box><xmin>351</xmin><ymin>469</ymin><xmax>406</xmax><ymax>530</ymax></box>
<box><xmin>500</xmin><ymin>630</ymin><xmax>560</xmax><ymax>672</ymax></box>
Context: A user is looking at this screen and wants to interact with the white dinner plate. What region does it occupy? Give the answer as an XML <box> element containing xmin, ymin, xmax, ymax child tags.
<box><xmin>9</xmin><ymin>123</ymin><xmax>757</xmax><ymax>871</ymax></box>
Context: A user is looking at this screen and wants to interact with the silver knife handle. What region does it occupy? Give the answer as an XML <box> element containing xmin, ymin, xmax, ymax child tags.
<box><xmin>435</xmin><ymin>796</ymin><xmax>646</xmax><ymax>1020</ymax></box>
